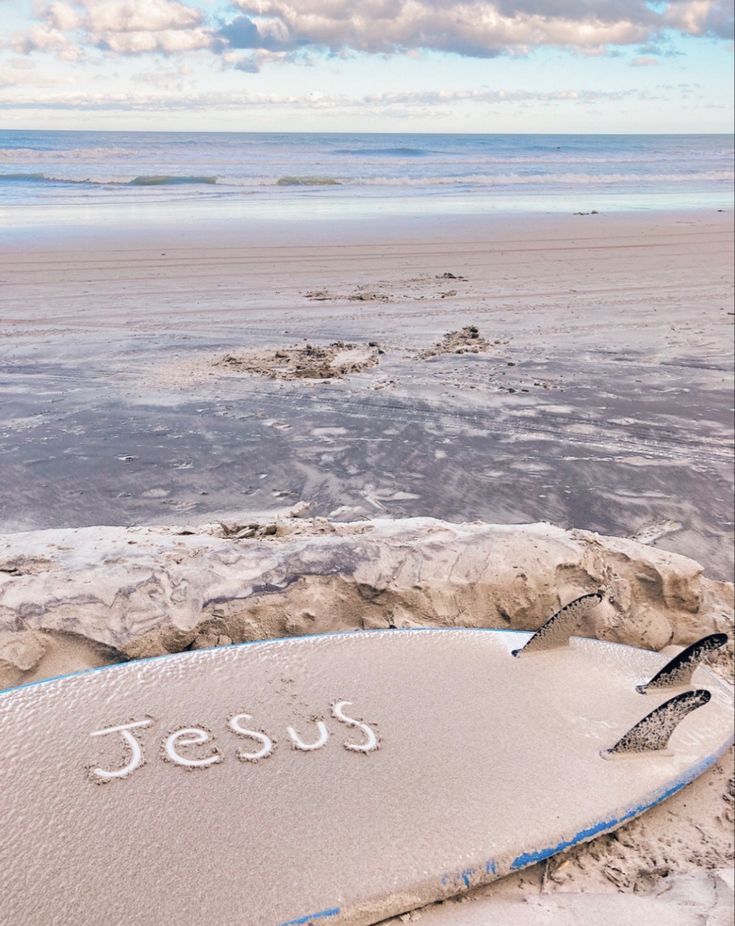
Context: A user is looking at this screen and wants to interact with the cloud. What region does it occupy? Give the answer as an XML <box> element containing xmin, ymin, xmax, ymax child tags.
<box><xmin>7</xmin><ymin>1</ymin><xmax>734</xmax><ymax>67</ymax></box>
<box><xmin>217</xmin><ymin>1</ymin><xmax>734</xmax><ymax>59</ymax></box>
<box><xmin>12</xmin><ymin>1</ymin><xmax>215</xmax><ymax>56</ymax></box>
<box><xmin>630</xmin><ymin>55</ymin><xmax>659</xmax><ymax>66</ymax></box>
<box><xmin>665</xmin><ymin>0</ymin><xmax>735</xmax><ymax>38</ymax></box>
<box><xmin>0</xmin><ymin>59</ymin><xmax>68</xmax><ymax>90</ymax></box>
<box><xmin>0</xmin><ymin>83</ymin><xmax>690</xmax><ymax>112</ymax></box>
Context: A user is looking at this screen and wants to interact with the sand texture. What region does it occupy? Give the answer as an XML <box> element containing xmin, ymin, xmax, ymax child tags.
<box><xmin>391</xmin><ymin>869</ymin><xmax>734</xmax><ymax>925</ymax></box>
<box><xmin>1</xmin><ymin>212</ymin><xmax>733</xmax><ymax>578</ymax></box>
<box><xmin>1</xmin><ymin>516</ymin><xmax>733</xmax><ymax>688</ymax></box>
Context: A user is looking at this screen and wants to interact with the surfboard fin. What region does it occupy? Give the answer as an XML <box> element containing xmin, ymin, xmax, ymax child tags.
<box><xmin>606</xmin><ymin>689</ymin><xmax>711</xmax><ymax>755</ymax></box>
<box><xmin>512</xmin><ymin>590</ymin><xmax>604</xmax><ymax>657</ymax></box>
<box><xmin>636</xmin><ymin>634</ymin><xmax>728</xmax><ymax>693</ymax></box>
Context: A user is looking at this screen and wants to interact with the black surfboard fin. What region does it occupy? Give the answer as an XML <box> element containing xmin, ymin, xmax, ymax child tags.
<box><xmin>636</xmin><ymin>634</ymin><xmax>728</xmax><ymax>693</ymax></box>
<box><xmin>512</xmin><ymin>590</ymin><xmax>604</xmax><ymax>657</ymax></box>
<box><xmin>606</xmin><ymin>689</ymin><xmax>711</xmax><ymax>755</ymax></box>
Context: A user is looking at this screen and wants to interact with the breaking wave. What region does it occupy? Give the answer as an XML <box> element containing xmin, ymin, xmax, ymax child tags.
<box><xmin>1</xmin><ymin>169</ymin><xmax>731</xmax><ymax>191</ymax></box>
<box><xmin>342</xmin><ymin>170</ymin><xmax>735</xmax><ymax>187</ymax></box>
<box><xmin>275</xmin><ymin>175</ymin><xmax>341</xmax><ymax>186</ymax></box>
<box><xmin>128</xmin><ymin>175</ymin><xmax>218</xmax><ymax>186</ymax></box>
<box><xmin>0</xmin><ymin>172</ymin><xmax>219</xmax><ymax>187</ymax></box>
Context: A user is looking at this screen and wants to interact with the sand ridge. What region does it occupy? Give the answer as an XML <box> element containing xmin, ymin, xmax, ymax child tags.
<box><xmin>2</xmin><ymin>516</ymin><xmax>733</xmax><ymax>683</ymax></box>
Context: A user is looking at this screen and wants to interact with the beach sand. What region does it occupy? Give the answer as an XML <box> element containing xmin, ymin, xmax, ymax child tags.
<box><xmin>1</xmin><ymin>210</ymin><xmax>732</xmax><ymax>577</ymax></box>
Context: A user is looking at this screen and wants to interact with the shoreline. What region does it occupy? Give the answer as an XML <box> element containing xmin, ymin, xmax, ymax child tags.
<box><xmin>1</xmin><ymin>203</ymin><xmax>732</xmax><ymax>250</ymax></box>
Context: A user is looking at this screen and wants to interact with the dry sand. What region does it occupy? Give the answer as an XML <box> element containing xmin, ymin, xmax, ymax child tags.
<box><xmin>2</xmin><ymin>516</ymin><xmax>734</xmax><ymax>681</ymax></box>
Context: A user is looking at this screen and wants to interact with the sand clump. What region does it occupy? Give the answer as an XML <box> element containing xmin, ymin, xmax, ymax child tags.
<box><xmin>348</xmin><ymin>288</ymin><xmax>392</xmax><ymax>303</ymax></box>
<box><xmin>303</xmin><ymin>274</ymin><xmax>471</xmax><ymax>304</ymax></box>
<box><xmin>420</xmin><ymin>326</ymin><xmax>490</xmax><ymax>358</ymax></box>
<box><xmin>305</xmin><ymin>287</ymin><xmax>392</xmax><ymax>303</ymax></box>
<box><xmin>215</xmin><ymin>341</ymin><xmax>379</xmax><ymax>381</ymax></box>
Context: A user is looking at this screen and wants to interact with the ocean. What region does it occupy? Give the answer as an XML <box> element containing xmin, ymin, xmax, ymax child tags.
<box><xmin>0</xmin><ymin>131</ymin><xmax>732</xmax><ymax>234</ymax></box>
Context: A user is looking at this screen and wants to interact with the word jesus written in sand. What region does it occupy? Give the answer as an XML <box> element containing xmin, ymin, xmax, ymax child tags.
<box><xmin>88</xmin><ymin>700</ymin><xmax>379</xmax><ymax>782</ymax></box>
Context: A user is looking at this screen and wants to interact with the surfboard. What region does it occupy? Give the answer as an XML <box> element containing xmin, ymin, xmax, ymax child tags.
<box><xmin>1</xmin><ymin>625</ymin><xmax>732</xmax><ymax>926</ymax></box>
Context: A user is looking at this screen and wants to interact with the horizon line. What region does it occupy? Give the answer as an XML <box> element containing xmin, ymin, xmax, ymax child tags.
<box><xmin>1</xmin><ymin>128</ymin><xmax>732</xmax><ymax>136</ymax></box>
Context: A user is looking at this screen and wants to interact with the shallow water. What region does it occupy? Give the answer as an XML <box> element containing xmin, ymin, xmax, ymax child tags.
<box><xmin>1</xmin><ymin>131</ymin><xmax>732</xmax><ymax>233</ymax></box>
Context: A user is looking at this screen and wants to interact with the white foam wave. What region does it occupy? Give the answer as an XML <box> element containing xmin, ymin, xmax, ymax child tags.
<box><xmin>1</xmin><ymin>169</ymin><xmax>732</xmax><ymax>191</ymax></box>
<box><xmin>348</xmin><ymin>171</ymin><xmax>734</xmax><ymax>187</ymax></box>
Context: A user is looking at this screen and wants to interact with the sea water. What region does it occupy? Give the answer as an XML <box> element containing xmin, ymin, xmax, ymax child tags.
<box><xmin>0</xmin><ymin>131</ymin><xmax>732</xmax><ymax>233</ymax></box>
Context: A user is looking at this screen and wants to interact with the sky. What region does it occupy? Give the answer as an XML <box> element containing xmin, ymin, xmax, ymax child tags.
<box><xmin>0</xmin><ymin>1</ymin><xmax>733</xmax><ymax>132</ymax></box>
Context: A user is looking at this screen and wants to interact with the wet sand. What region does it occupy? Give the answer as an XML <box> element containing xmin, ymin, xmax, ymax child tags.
<box><xmin>0</xmin><ymin>210</ymin><xmax>733</xmax><ymax>577</ymax></box>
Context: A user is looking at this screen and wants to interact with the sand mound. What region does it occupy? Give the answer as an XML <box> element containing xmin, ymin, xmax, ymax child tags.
<box><xmin>419</xmin><ymin>326</ymin><xmax>490</xmax><ymax>358</ymax></box>
<box><xmin>215</xmin><ymin>341</ymin><xmax>379</xmax><ymax>380</ymax></box>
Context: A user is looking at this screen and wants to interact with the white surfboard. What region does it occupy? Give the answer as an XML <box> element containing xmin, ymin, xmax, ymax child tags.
<box><xmin>1</xmin><ymin>625</ymin><xmax>732</xmax><ymax>925</ymax></box>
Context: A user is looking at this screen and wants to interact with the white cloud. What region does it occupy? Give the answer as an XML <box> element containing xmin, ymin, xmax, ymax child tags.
<box><xmin>0</xmin><ymin>83</ymin><xmax>687</xmax><ymax>112</ymax></box>
<box><xmin>665</xmin><ymin>0</ymin><xmax>734</xmax><ymax>36</ymax></box>
<box><xmin>6</xmin><ymin>0</ymin><xmax>734</xmax><ymax>66</ymax></box>
<box><xmin>12</xmin><ymin>0</ymin><xmax>215</xmax><ymax>56</ymax></box>
<box><xmin>44</xmin><ymin>3</ymin><xmax>83</xmax><ymax>32</ymax></box>
<box><xmin>82</xmin><ymin>0</ymin><xmax>203</xmax><ymax>33</ymax></box>
<box><xmin>220</xmin><ymin>0</ymin><xmax>734</xmax><ymax>58</ymax></box>
<box><xmin>100</xmin><ymin>27</ymin><xmax>213</xmax><ymax>53</ymax></box>
<box><xmin>0</xmin><ymin>57</ymin><xmax>70</xmax><ymax>89</ymax></box>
